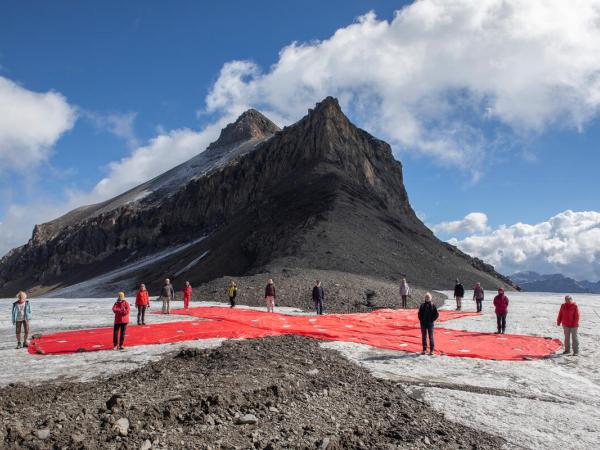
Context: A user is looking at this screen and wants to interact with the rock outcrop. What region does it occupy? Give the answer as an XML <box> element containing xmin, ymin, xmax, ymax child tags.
<box><xmin>0</xmin><ymin>97</ymin><xmax>514</xmax><ymax>296</ymax></box>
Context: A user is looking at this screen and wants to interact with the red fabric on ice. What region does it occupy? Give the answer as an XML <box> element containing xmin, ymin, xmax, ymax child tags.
<box><xmin>29</xmin><ymin>307</ymin><xmax>561</xmax><ymax>360</ymax></box>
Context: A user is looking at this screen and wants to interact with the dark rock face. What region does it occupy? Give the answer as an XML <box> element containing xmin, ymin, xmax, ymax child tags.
<box><xmin>0</xmin><ymin>97</ymin><xmax>514</xmax><ymax>296</ymax></box>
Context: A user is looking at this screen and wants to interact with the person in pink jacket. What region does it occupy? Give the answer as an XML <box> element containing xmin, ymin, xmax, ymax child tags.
<box><xmin>112</xmin><ymin>292</ymin><xmax>130</xmax><ymax>350</ymax></box>
<box><xmin>493</xmin><ymin>288</ymin><xmax>509</xmax><ymax>334</ymax></box>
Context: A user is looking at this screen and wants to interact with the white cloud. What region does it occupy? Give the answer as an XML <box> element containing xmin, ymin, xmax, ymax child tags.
<box><xmin>431</xmin><ymin>212</ymin><xmax>490</xmax><ymax>234</ymax></box>
<box><xmin>205</xmin><ymin>1</ymin><xmax>600</xmax><ymax>167</ymax></box>
<box><xmin>446</xmin><ymin>210</ymin><xmax>600</xmax><ymax>281</ymax></box>
<box><xmin>85</xmin><ymin>111</ymin><xmax>139</xmax><ymax>149</ymax></box>
<box><xmin>70</xmin><ymin>116</ymin><xmax>235</xmax><ymax>205</ymax></box>
<box><xmin>0</xmin><ymin>76</ymin><xmax>77</xmax><ymax>172</ymax></box>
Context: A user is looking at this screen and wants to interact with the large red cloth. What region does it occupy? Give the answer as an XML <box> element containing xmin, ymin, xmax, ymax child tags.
<box><xmin>29</xmin><ymin>307</ymin><xmax>560</xmax><ymax>361</ymax></box>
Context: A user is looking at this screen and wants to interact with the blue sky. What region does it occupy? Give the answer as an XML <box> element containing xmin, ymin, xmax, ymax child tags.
<box><xmin>1</xmin><ymin>1</ymin><xmax>599</xmax><ymax>280</ymax></box>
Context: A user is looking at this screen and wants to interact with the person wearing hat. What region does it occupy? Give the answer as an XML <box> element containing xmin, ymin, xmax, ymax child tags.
<box><xmin>557</xmin><ymin>295</ymin><xmax>580</xmax><ymax>355</ymax></box>
<box><xmin>493</xmin><ymin>288</ymin><xmax>509</xmax><ymax>334</ymax></box>
<box><xmin>112</xmin><ymin>292</ymin><xmax>130</xmax><ymax>350</ymax></box>
<box><xmin>453</xmin><ymin>279</ymin><xmax>465</xmax><ymax>311</ymax></box>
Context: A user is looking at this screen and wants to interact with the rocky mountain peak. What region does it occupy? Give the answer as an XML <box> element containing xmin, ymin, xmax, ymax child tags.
<box><xmin>207</xmin><ymin>109</ymin><xmax>280</xmax><ymax>150</ymax></box>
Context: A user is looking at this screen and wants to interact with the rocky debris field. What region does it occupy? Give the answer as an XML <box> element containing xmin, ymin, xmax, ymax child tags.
<box><xmin>186</xmin><ymin>268</ymin><xmax>446</xmax><ymax>313</ymax></box>
<box><xmin>0</xmin><ymin>335</ymin><xmax>503</xmax><ymax>450</ymax></box>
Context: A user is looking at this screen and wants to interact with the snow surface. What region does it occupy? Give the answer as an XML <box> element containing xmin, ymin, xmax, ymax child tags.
<box><xmin>0</xmin><ymin>297</ymin><xmax>304</xmax><ymax>386</ymax></box>
<box><xmin>2</xmin><ymin>292</ymin><xmax>598</xmax><ymax>448</ymax></box>
<box><xmin>322</xmin><ymin>291</ymin><xmax>600</xmax><ymax>450</ymax></box>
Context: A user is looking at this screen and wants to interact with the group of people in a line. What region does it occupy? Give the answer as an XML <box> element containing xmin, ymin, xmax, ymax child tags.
<box><xmin>10</xmin><ymin>277</ymin><xmax>581</xmax><ymax>357</ymax></box>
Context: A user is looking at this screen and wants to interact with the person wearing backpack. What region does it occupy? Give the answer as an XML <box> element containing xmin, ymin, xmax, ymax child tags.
<box><xmin>399</xmin><ymin>278</ymin><xmax>410</xmax><ymax>309</ymax></box>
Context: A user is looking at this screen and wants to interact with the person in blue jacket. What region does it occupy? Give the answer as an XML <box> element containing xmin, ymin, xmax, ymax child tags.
<box><xmin>12</xmin><ymin>291</ymin><xmax>32</xmax><ymax>349</ymax></box>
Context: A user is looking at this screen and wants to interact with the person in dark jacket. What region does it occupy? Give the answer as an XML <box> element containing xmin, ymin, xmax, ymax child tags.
<box><xmin>418</xmin><ymin>292</ymin><xmax>439</xmax><ymax>355</ymax></box>
<box><xmin>112</xmin><ymin>292</ymin><xmax>130</xmax><ymax>350</ymax></box>
<box><xmin>454</xmin><ymin>279</ymin><xmax>465</xmax><ymax>310</ymax></box>
<box><xmin>160</xmin><ymin>278</ymin><xmax>175</xmax><ymax>314</ymax></box>
<box><xmin>473</xmin><ymin>282</ymin><xmax>484</xmax><ymax>313</ymax></box>
<box><xmin>312</xmin><ymin>280</ymin><xmax>325</xmax><ymax>315</ymax></box>
<box><xmin>493</xmin><ymin>288</ymin><xmax>509</xmax><ymax>334</ymax></box>
<box><xmin>265</xmin><ymin>279</ymin><xmax>276</xmax><ymax>313</ymax></box>
<box><xmin>12</xmin><ymin>291</ymin><xmax>32</xmax><ymax>349</ymax></box>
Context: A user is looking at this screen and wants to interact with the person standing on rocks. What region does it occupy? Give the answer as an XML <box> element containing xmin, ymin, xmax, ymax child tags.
<box><xmin>135</xmin><ymin>283</ymin><xmax>150</xmax><ymax>325</ymax></box>
<box><xmin>312</xmin><ymin>280</ymin><xmax>325</xmax><ymax>315</ymax></box>
<box><xmin>227</xmin><ymin>280</ymin><xmax>238</xmax><ymax>308</ymax></box>
<box><xmin>493</xmin><ymin>288</ymin><xmax>509</xmax><ymax>334</ymax></box>
<box><xmin>265</xmin><ymin>279</ymin><xmax>276</xmax><ymax>313</ymax></box>
<box><xmin>418</xmin><ymin>292</ymin><xmax>439</xmax><ymax>355</ymax></box>
<box><xmin>160</xmin><ymin>278</ymin><xmax>175</xmax><ymax>314</ymax></box>
<box><xmin>557</xmin><ymin>295</ymin><xmax>580</xmax><ymax>356</ymax></box>
<box><xmin>400</xmin><ymin>278</ymin><xmax>410</xmax><ymax>309</ymax></box>
<box><xmin>473</xmin><ymin>282</ymin><xmax>485</xmax><ymax>313</ymax></box>
<box><xmin>112</xmin><ymin>292</ymin><xmax>130</xmax><ymax>350</ymax></box>
<box><xmin>453</xmin><ymin>279</ymin><xmax>465</xmax><ymax>311</ymax></box>
<box><xmin>12</xmin><ymin>291</ymin><xmax>31</xmax><ymax>349</ymax></box>
<box><xmin>183</xmin><ymin>281</ymin><xmax>192</xmax><ymax>309</ymax></box>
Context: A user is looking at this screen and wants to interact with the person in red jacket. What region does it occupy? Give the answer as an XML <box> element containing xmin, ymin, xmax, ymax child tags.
<box><xmin>135</xmin><ymin>283</ymin><xmax>150</xmax><ymax>325</ymax></box>
<box><xmin>493</xmin><ymin>288</ymin><xmax>509</xmax><ymax>334</ymax></box>
<box><xmin>112</xmin><ymin>292</ymin><xmax>130</xmax><ymax>350</ymax></box>
<box><xmin>557</xmin><ymin>295</ymin><xmax>580</xmax><ymax>355</ymax></box>
<box><xmin>183</xmin><ymin>281</ymin><xmax>192</xmax><ymax>309</ymax></box>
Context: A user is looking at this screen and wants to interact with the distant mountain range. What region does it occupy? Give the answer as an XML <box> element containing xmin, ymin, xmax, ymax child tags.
<box><xmin>511</xmin><ymin>271</ymin><xmax>600</xmax><ymax>294</ymax></box>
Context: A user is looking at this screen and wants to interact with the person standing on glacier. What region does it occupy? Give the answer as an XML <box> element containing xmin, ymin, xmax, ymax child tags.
<box><xmin>557</xmin><ymin>295</ymin><xmax>580</xmax><ymax>356</ymax></box>
<box><xmin>160</xmin><ymin>278</ymin><xmax>175</xmax><ymax>314</ymax></box>
<box><xmin>473</xmin><ymin>282</ymin><xmax>485</xmax><ymax>313</ymax></box>
<box><xmin>493</xmin><ymin>288</ymin><xmax>509</xmax><ymax>334</ymax></box>
<box><xmin>12</xmin><ymin>291</ymin><xmax>32</xmax><ymax>349</ymax></box>
<box><xmin>454</xmin><ymin>279</ymin><xmax>465</xmax><ymax>310</ymax></box>
<box><xmin>399</xmin><ymin>278</ymin><xmax>410</xmax><ymax>309</ymax></box>
<box><xmin>182</xmin><ymin>281</ymin><xmax>192</xmax><ymax>309</ymax></box>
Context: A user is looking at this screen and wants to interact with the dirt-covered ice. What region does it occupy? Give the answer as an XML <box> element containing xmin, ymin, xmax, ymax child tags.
<box><xmin>323</xmin><ymin>291</ymin><xmax>600</xmax><ymax>449</ymax></box>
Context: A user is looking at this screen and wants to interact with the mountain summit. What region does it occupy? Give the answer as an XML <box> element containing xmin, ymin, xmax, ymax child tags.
<box><xmin>0</xmin><ymin>97</ymin><xmax>513</xmax><ymax>297</ymax></box>
<box><xmin>207</xmin><ymin>109</ymin><xmax>280</xmax><ymax>150</ymax></box>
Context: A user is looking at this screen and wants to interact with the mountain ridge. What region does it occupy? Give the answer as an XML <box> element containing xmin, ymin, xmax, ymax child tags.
<box><xmin>0</xmin><ymin>97</ymin><xmax>514</xmax><ymax>297</ymax></box>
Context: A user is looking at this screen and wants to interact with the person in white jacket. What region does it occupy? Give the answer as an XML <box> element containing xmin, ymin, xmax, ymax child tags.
<box><xmin>400</xmin><ymin>278</ymin><xmax>410</xmax><ymax>309</ymax></box>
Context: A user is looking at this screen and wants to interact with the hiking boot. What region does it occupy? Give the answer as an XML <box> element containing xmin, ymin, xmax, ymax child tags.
<box><xmin>23</xmin><ymin>342</ymin><xmax>28</xmax><ymax>348</ymax></box>
<box><xmin>421</xmin><ymin>351</ymin><xmax>427</xmax><ymax>355</ymax></box>
<box><xmin>428</xmin><ymin>351</ymin><xmax>434</xmax><ymax>356</ymax></box>
<box><xmin>113</xmin><ymin>346</ymin><xmax>119</xmax><ymax>351</ymax></box>
<box><xmin>573</xmin><ymin>352</ymin><xmax>579</xmax><ymax>356</ymax></box>
<box><xmin>16</xmin><ymin>342</ymin><xmax>22</xmax><ymax>349</ymax></box>
<box><xmin>562</xmin><ymin>350</ymin><xmax>570</xmax><ymax>355</ymax></box>
<box><xmin>119</xmin><ymin>346</ymin><xmax>126</xmax><ymax>351</ymax></box>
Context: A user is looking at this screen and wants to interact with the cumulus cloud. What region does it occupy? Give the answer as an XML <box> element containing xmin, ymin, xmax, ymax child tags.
<box><xmin>205</xmin><ymin>0</ymin><xmax>600</xmax><ymax>167</ymax></box>
<box><xmin>0</xmin><ymin>76</ymin><xmax>77</xmax><ymax>172</ymax></box>
<box><xmin>70</xmin><ymin>115</ymin><xmax>236</xmax><ymax>205</ymax></box>
<box><xmin>431</xmin><ymin>212</ymin><xmax>490</xmax><ymax>234</ymax></box>
<box><xmin>445</xmin><ymin>210</ymin><xmax>600</xmax><ymax>281</ymax></box>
